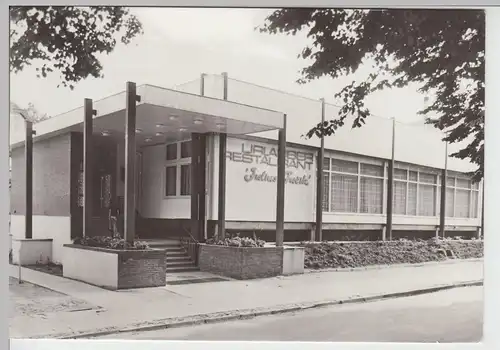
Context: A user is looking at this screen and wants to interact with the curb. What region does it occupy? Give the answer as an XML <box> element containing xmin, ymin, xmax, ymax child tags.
<box><xmin>49</xmin><ymin>279</ymin><xmax>483</xmax><ymax>340</ymax></box>
<box><xmin>304</xmin><ymin>257</ymin><xmax>483</xmax><ymax>274</ymax></box>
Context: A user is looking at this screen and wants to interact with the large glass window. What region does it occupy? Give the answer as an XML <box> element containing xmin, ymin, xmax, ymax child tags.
<box><xmin>164</xmin><ymin>140</ymin><xmax>192</xmax><ymax>197</ymax></box>
<box><xmin>322</xmin><ymin>157</ymin><xmax>384</xmax><ymax>214</ymax></box>
<box><xmin>446</xmin><ymin>175</ymin><xmax>480</xmax><ymax>218</ymax></box>
<box><xmin>391</xmin><ymin>167</ymin><xmax>438</xmax><ymax>216</ymax></box>
<box><xmin>321</xmin><ymin>156</ymin><xmax>480</xmax><ymax>219</ymax></box>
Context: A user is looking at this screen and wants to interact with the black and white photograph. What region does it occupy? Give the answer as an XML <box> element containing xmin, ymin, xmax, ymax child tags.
<box><xmin>8</xmin><ymin>5</ymin><xmax>488</xmax><ymax>345</ymax></box>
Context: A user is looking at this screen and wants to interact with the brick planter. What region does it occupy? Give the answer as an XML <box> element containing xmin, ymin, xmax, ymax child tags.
<box><xmin>198</xmin><ymin>244</ymin><xmax>304</xmax><ymax>280</ymax></box>
<box><xmin>62</xmin><ymin>244</ymin><xmax>166</xmax><ymax>290</ymax></box>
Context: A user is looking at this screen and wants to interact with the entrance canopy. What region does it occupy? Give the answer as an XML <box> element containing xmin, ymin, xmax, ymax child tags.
<box><xmin>9</xmin><ymin>84</ymin><xmax>286</xmax><ymax>148</ymax></box>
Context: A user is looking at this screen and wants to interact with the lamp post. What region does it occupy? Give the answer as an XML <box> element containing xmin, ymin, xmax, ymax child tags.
<box><xmin>10</xmin><ymin>103</ymin><xmax>37</xmax><ymax>284</ymax></box>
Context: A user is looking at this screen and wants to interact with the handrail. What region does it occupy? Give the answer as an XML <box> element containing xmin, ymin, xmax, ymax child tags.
<box><xmin>182</xmin><ymin>227</ymin><xmax>199</xmax><ymax>243</ymax></box>
<box><xmin>180</xmin><ymin>227</ymin><xmax>199</xmax><ymax>266</ymax></box>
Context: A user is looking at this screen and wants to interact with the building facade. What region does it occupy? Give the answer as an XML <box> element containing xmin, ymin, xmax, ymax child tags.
<box><xmin>9</xmin><ymin>73</ymin><xmax>482</xmax><ymax>263</ymax></box>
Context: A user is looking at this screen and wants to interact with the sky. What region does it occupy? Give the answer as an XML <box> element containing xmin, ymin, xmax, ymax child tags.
<box><xmin>9</xmin><ymin>7</ymin><xmax>429</xmax><ymax>124</ymax></box>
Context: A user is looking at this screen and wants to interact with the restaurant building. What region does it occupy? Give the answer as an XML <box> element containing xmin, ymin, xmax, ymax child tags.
<box><xmin>9</xmin><ymin>73</ymin><xmax>482</xmax><ymax>264</ymax></box>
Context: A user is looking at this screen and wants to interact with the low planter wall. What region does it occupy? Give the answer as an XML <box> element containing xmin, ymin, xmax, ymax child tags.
<box><xmin>282</xmin><ymin>246</ymin><xmax>305</xmax><ymax>275</ymax></box>
<box><xmin>62</xmin><ymin>244</ymin><xmax>166</xmax><ymax>290</ymax></box>
<box><xmin>12</xmin><ymin>238</ymin><xmax>53</xmax><ymax>265</ymax></box>
<box><xmin>198</xmin><ymin>244</ymin><xmax>305</xmax><ymax>279</ymax></box>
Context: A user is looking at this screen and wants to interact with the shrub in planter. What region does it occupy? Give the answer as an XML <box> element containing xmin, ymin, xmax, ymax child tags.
<box><xmin>72</xmin><ymin>235</ymin><xmax>150</xmax><ymax>250</ymax></box>
<box><xmin>206</xmin><ymin>233</ymin><xmax>265</xmax><ymax>248</ymax></box>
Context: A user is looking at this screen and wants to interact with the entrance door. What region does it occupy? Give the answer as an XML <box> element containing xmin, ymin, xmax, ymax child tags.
<box><xmin>91</xmin><ymin>137</ymin><xmax>118</xmax><ymax>235</ymax></box>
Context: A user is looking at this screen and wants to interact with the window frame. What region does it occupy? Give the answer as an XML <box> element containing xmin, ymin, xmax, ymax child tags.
<box><xmin>322</xmin><ymin>155</ymin><xmax>385</xmax><ymax>215</ymax></box>
<box><xmin>163</xmin><ymin>140</ymin><xmax>192</xmax><ymax>198</ymax></box>
<box><xmin>445</xmin><ymin>174</ymin><xmax>480</xmax><ymax>219</ymax></box>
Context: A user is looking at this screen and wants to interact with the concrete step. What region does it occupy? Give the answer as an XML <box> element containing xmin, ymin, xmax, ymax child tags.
<box><xmin>166</xmin><ymin>256</ymin><xmax>191</xmax><ymax>263</ymax></box>
<box><xmin>165</xmin><ymin>249</ymin><xmax>187</xmax><ymax>256</ymax></box>
<box><xmin>147</xmin><ymin>241</ymin><xmax>182</xmax><ymax>248</ymax></box>
<box><xmin>166</xmin><ymin>260</ymin><xmax>196</xmax><ymax>268</ymax></box>
<box><xmin>166</xmin><ymin>266</ymin><xmax>200</xmax><ymax>273</ymax></box>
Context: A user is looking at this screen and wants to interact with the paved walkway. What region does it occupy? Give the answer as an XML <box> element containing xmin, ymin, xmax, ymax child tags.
<box><xmin>9</xmin><ymin>259</ymin><xmax>483</xmax><ymax>339</ymax></box>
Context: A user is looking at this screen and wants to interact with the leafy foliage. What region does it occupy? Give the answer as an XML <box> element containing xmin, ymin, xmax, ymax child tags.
<box><xmin>206</xmin><ymin>234</ymin><xmax>266</xmax><ymax>248</ymax></box>
<box><xmin>10</xmin><ymin>6</ymin><xmax>143</xmax><ymax>89</ymax></box>
<box><xmin>73</xmin><ymin>235</ymin><xmax>150</xmax><ymax>250</ymax></box>
<box><xmin>261</xmin><ymin>9</ymin><xmax>484</xmax><ymax>180</ymax></box>
<box><xmin>303</xmin><ymin>238</ymin><xmax>483</xmax><ymax>269</ymax></box>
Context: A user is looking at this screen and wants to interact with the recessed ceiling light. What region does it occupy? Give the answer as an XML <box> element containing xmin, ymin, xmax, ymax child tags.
<box><xmin>156</xmin><ymin>123</ymin><xmax>164</xmax><ymax>128</ymax></box>
<box><xmin>179</xmin><ymin>128</ymin><xmax>188</xmax><ymax>132</ymax></box>
<box><xmin>193</xmin><ymin>118</ymin><xmax>203</xmax><ymax>125</ymax></box>
<box><xmin>169</xmin><ymin>115</ymin><xmax>178</xmax><ymax>121</ymax></box>
<box><xmin>144</xmin><ymin>137</ymin><xmax>152</xmax><ymax>143</ymax></box>
<box><xmin>101</xmin><ymin>130</ymin><xmax>111</xmax><ymax>136</ymax></box>
<box><xmin>155</xmin><ymin>132</ymin><xmax>164</xmax><ymax>136</ymax></box>
<box><xmin>135</xmin><ymin>128</ymin><xmax>142</xmax><ymax>133</ymax></box>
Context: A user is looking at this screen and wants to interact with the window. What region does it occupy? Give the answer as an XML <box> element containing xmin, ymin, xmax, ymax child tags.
<box><xmin>165</xmin><ymin>166</ymin><xmax>177</xmax><ymax>196</ymax></box>
<box><xmin>321</xmin><ymin>156</ymin><xmax>481</xmax><ymax>219</ymax></box>
<box><xmin>181</xmin><ymin>141</ymin><xmax>191</xmax><ymax>159</ymax></box>
<box><xmin>166</xmin><ymin>144</ymin><xmax>177</xmax><ymax>161</ymax></box>
<box><xmin>331</xmin><ymin>173</ymin><xmax>358</xmax><ymax>212</ymax></box>
<box><xmin>418</xmin><ymin>183</ymin><xmax>436</xmax><ymax>216</ymax></box>
<box><xmin>446</xmin><ymin>175</ymin><xmax>480</xmax><ymax>218</ymax></box>
<box><xmin>164</xmin><ymin>140</ymin><xmax>192</xmax><ymax>197</ymax></box>
<box><xmin>180</xmin><ymin>164</ymin><xmax>191</xmax><ymax>195</ymax></box>
<box><xmin>407</xmin><ymin>183</ymin><xmax>418</xmax><ymax>215</ymax></box>
<box><xmin>393</xmin><ymin>181</ymin><xmax>407</xmax><ymax>215</ymax></box>
<box><xmin>391</xmin><ymin>168</ymin><xmax>438</xmax><ymax>216</ymax></box>
<box><xmin>360</xmin><ymin>164</ymin><xmax>384</xmax><ymax>214</ymax></box>
<box><xmin>445</xmin><ymin>188</ymin><xmax>455</xmax><ymax>217</ymax></box>
<box><xmin>323</xmin><ymin>157</ymin><xmax>384</xmax><ymax>214</ymax></box>
<box><xmin>418</xmin><ymin>172</ymin><xmax>437</xmax><ymax>216</ymax></box>
<box><xmin>322</xmin><ymin>171</ymin><xmax>330</xmax><ymax>212</ymax></box>
<box><xmin>360</xmin><ymin>176</ymin><xmax>383</xmax><ymax>214</ymax></box>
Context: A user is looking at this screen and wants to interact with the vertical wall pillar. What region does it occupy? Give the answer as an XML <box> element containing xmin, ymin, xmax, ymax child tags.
<box><xmin>439</xmin><ymin>168</ymin><xmax>447</xmax><ymax>238</ymax></box>
<box><xmin>124</xmin><ymin>82</ymin><xmax>141</xmax><ymax>244</ymax></box>
<box><xmin>199</xmin><ymin>73</ymin><xmax>208</xmax><ymax>240</ymax></box>
<box><xmin>24</xmin><ymin>120</ymin><xmax>33</xmax><ymax>239</ymax></box>
<box><xmin>190</xmin><ymin>133</ymin><xmax>200</xmax><ymax>239</ymax></box>
<box><xmin>315</xmin><ymin>99</ymin><xmax>325</xmax><ymax>242</ymax></box>
<box><xmin>276</xmin><ymin>115</ymin><xmax>287</xmax><ymax>247</ymax></box>
<box><xmin>198</xmin><ymin>134</ymin><xmax>207</xmax><ymax>240</ymax></box>
<box><xmin>190</xmin><ymin>133</ymin><xmax>207</xmax><ymax>241</ymax></box>
<box><xmin>217</xmin><ymin>72</ymin><xmax>228</xmax><ymax>239</ymax></box>
<box><xmin>481</xmin><ymin>179</ymin><xmax>485</xmax><ymax>239</ymax></box>
<box><xmin>200</xmin><ymin>73</ymin><xmax>206</xmax><ymax>96</ymax></box>
<box><xmin>83</xmin><ymin>99</ymin><xmax>95</xmax><ymax>238</ymax></box>
<box><xmin>386</xmin><ymin>118</ymin><xmax>396</xmax><ymax>241</ymax></box>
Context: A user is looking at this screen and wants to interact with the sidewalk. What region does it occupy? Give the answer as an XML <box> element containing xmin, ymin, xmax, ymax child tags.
<box><xmin>9</xmin><ymin>259</ymin><xmax>483</xmax><ymax>339</ymax></box>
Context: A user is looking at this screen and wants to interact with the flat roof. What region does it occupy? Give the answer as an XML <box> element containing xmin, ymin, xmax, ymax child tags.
<box><xmin>10</xmin><ymin>83</ymin><xmax>286</xmax><ymax>148</ymax></box>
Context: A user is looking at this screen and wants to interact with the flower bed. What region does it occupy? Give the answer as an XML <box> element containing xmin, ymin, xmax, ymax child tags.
<box><xmin>206</xmin><ymin>236</ymin><xmax>266</xmax><ymax>248</ymax></box>
<box><xmin>62</xmin><ymin>236</ymin><xmax>165</xmax><ymax>290</ymax></box>
<box><xmin>72</xmin><ymin>235</ymin><xmax>150</xmax><ymax>250</ymax></box>
<box><xmin>303</xmin><ymin>238</ymin><xmax>483</xmax><ymax>269</ymax></box>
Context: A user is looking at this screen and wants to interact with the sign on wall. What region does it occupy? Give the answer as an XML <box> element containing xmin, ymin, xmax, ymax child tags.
<box><xmin>226</xmin><ymin>142</ymin><xmax>314</xmax><ymax>186</ymax></box>
<box><xmin>225</xmin><ymin>137</ymin><xmax>316</xmax><ymax>222</ymax></box>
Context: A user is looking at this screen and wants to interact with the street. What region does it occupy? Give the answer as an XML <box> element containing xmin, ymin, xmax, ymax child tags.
<box><xmin>97</xmin><ymin>286</ymin><xmax>483</xmax><ymax>342</ymax></box>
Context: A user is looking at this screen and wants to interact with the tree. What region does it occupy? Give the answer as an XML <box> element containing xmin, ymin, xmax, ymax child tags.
<box><xmin>10</xmin><ymin>6</ymin><xmax>143</xmax><ymax>89</ymax></box>
<box><xmin>260</xmin><ymin>9</ymin><xmax>484</xmax><ymax>181</ymax></box>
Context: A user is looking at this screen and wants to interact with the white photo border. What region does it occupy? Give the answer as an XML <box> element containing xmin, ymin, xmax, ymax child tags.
<box><xmin>4</xmin><ymin>2</ymin><xmax>499</xmax><ymax>350</ymax></box>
